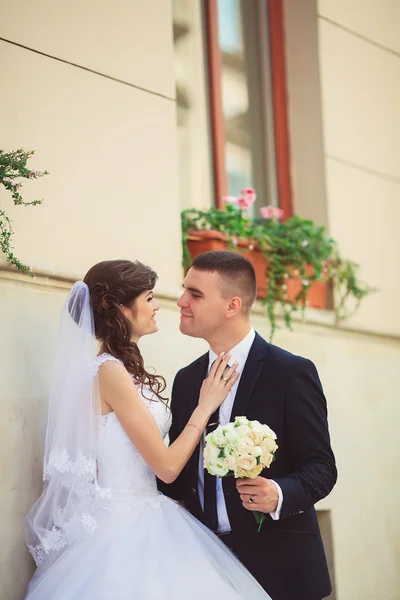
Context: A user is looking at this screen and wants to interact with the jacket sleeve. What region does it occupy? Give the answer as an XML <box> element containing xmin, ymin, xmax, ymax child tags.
<box><xmin>157</xmin><ymin>370</ymin><xmax>189</xmax><ymax>501</ymax></box>
<box><xmin>273</xmin><ymin>359</ymin><xmax>337</xmax><ymax>518</ymax></box>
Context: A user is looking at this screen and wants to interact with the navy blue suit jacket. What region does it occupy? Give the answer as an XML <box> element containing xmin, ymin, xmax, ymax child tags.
<box><xmin>159</xmin><ymin>333</ymin><xmax>337</xmax><ymax>600</ymax></box>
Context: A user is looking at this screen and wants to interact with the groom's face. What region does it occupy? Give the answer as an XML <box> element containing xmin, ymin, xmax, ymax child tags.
<box><xmin>178</xmin><ymin>268</ymin><xmax>229</xmax><ymax>339</ymax></box>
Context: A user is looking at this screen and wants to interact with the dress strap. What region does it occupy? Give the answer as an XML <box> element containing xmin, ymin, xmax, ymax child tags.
<box><xmin>93</xmin><ymin>353</ymin><xmax>123</xmax><ymax>374</ymax></box>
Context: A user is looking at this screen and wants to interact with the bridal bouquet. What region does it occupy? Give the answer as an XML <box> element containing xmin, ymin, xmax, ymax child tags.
<box><xmin>204</xmin><ymin>416</ymin><xmax>278</xmax><ymax>530</ymax></box>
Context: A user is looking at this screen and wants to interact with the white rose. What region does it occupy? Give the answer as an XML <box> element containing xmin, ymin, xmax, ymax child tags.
<box><xmin>224</xmin><ymin>429</ymin><xmax>240</xmax><ymax>445</ymax></box>
<box><xmin>223</xmin><ymin>422</ymin><xmax>235</xmax><ymax>432</ymax></box>
<box><xmin>224</xmin><ymin>455</ymin><xmax>237</xmax><ymax>470</ymax></box>
<box><xmin>237</xmin><ymin>436</ymin><xmax>255</xmax><ymax>456</ymax></box>
<box><xmin>235</xmin><ymin>424</ymin><xmax>251</xmax><ymax>437</ymax></box>
<box><xmin>208</xmin><ymin>430</ymin><xmax>226</xmax><ymax>448</ymax></box>
<box><xmin>236</xmin><ymin>455</ymin><xmax>257</xmax><ymax>471</ymax></box>
<box><xmin>250</xmin><ymin>445</ymin><xmax>262</xmax><ymax>458</ymax></box>
<box><xmin>261</xmin><ymin>437</ymin><xmax>278</xmax><ymax>453</ymax></box>
<box><xmin>208</xmin><ymin>461</ymin><xmax>229</xmax><ymax>477</ymax></box>
<box><xmin>203</xmin><ymin>445</ymin><xmax>220</xmax><ymax>467</ymax></box>
<box><xmin>249</xmin><ymin>431</ymin><xmax>263</xmax><ymax>445</ymax></box>
<box><xmin>263</xmin><ymin>425</ymin><xmax>277</xmax><ymax>440</ymax></box>
<box><xmin>249</xmin><ymin>420</ymin><xmax>263</xmax><ymax>433</ymax></box>
<box><xmin>261</xmin><ymin>450</ymin><xmax>274</xmax><ymax>468</ymax></box>
<box><xmin>234</xmin><ymin>416</ymin><xmax>249</xmax><ymax>427</ymax></box>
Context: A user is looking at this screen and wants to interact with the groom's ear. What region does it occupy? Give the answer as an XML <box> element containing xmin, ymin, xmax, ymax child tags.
<box><xmin>225</xmin><ymin>296</ymin><xmax>242</xmax><ymax>318</ymax></box>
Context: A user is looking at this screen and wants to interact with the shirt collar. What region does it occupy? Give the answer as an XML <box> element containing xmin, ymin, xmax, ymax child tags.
<box><xmin>208</xmin><ymin>328</ymin><xmax>256</xmax><ymax>373</ymax></box>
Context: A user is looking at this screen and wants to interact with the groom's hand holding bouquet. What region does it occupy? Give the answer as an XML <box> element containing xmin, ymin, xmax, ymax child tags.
<box><xmin>203</xmin><ymin>416</ymin><xmax>278</xmax><ymax>530</ymax></box>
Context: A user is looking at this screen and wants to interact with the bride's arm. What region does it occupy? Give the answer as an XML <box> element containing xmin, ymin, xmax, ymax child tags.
<box><xmin>98</xmin><ymin>354</ymin><xmax>238</xmax><ymax>484</ymax></box>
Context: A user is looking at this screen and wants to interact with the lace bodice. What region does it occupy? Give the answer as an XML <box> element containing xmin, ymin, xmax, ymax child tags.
<box><xmin>94</xmin><ymin>354</ymin><xmax>171</xmax><ymax>511</ymax></box>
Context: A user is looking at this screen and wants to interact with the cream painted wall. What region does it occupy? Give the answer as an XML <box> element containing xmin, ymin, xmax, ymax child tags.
<box><xmin>0</xmin><ymin>1</ymin><xmax>181</xmax><ymax>291</ymax></box>
<box><xmin>0</xmin><ymin>1</ymin><xmax>181</xmax><ymax>598</ymax></box>
<box><xmin>318</xmin><ymin>0</ymin><xmax>400</xmax><ymax>55</ymax></box>
<box><xmin>0</xmin><ymin>0</ymin><xmax>175</xmax><ymax>98</ymax></box>
<box><xmin>317</xmin><ymin>2</ymin><xmax>400</xmax><ymax>338</ymax></box>
<box><xmin>0</xmin><ymin>39</ymin><xmax>181</xmax><ymax>289</ymax></box>
<box><xmin>0</xmin><ymin>277</ymin><xmax>69</xmax><ymax>600</ymax></box>
<box><xmin>277</xmin><ymin>3</ymin><xmax>400</xmax><ymax>597</ymax></box>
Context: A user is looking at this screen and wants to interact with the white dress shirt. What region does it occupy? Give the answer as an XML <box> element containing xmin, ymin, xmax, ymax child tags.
<box><xmin>198</xmin><ymin>328</ymin><xmax>283</xmax><ymax>533</ymax></box>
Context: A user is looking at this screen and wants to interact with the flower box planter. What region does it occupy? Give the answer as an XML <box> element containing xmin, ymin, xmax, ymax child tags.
<box><xmin>186</xmin><ymin>230</ymin><xmax>328</xmax><ymax>309</ymax></box>
<box><xmin>182</xmin><ymin>188</ymin><xmax>371</xmax><ymax>339</ymax></box>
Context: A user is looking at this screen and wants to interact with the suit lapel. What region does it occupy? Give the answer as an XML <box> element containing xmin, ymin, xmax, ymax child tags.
<box><xmin>187</xmin><ymin>353</ymin><xmax>209</xmax><ymax>473</ymax></box>
<box><xmin>187</xmin><ymin>352</ymin><xmax>209</xmax><ymax>411</ymax></box>
<box><xmin>230</xmin><ymin>332</ymin><xmax>268</xmax><ymax>420</ymax></box>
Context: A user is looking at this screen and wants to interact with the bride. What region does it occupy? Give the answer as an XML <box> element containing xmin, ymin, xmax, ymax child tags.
<box><xmin>24</xmin><ymin>259</ymin><xmax>271</xmax><ymax>599</ymax></box>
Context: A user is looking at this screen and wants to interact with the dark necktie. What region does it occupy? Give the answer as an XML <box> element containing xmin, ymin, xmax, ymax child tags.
<box><xmin>203</xmin><ymin>407</ymin><xmax>220</xmax><ymax>531</ymax></box>
<box><xmin>203</xmin><ymin>362</ymin><xmax>231</xmax><ymax>531</ymax></box>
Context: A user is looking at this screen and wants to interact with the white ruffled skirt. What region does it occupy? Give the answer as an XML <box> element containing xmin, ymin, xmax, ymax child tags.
<box><xmin>25</xmin><ymin>494</ymin><xmax>271</xmax><ymax>599</ymax></box>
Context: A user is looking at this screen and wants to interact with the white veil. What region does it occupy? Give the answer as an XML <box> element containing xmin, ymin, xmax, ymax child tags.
<box><xmin>25</xmin><ymin>281</ymin><xmax>108</xmax><ymax>567</ymax></box>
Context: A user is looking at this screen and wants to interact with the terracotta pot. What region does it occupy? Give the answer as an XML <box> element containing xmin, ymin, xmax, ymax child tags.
<box><xmin>186</xmin><ymin>231</ymin><xmax>328</xmax><ymax>308</ymax></box>
<box><xmin>284</xmin><ymin>264</ymin><xmax>329</xmax><ymax>309</ymax></box>
<box><xmin>186</xmin><ymin>230</ymin><xmax>228</xmax><ymax>259</ymax></box>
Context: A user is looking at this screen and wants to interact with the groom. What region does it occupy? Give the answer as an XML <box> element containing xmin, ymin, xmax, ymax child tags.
<box><xmin>160</xmin><ymin>251</ymin><xmax>337</xmax><ymax>600</ymax></box>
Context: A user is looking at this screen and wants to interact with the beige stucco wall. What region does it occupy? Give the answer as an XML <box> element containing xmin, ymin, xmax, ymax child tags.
<box><xmin>0</xmin><ymin>0</ymin><xmax>181</xmax><ymax>289</ymax></box>
<box><xmin>255</xmin><ymin>312</ymin><xmax>400</xmax><ymax>600</ymax></box>
<box><xmin>0</xmin><ymin>276</ymin><xmax>69</xmax><ymax>599</ymax></box>
<box><xmin>317</xmin><ymin>0</ymin><xmax>400</xmax><ymax>338</ymax></box>
<box><xmin>0</xmin><ymin>1</ymin><xmax>180</xmax><ymax>598</ymax></box>
<box><xmin>284</xmin><ymin>1</ymin><xmax>400</xmax><ymax>598</ymax></box>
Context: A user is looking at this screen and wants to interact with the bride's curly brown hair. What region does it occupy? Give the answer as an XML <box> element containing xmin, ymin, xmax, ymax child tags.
<box><xmin>84</xmin><ymin>259</ymin><xmax>167</xmax><ymax>403</ymax></box>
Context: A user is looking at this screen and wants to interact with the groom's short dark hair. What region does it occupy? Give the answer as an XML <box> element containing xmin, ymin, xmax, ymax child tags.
<box><xmin>191</xmin><ymin>251</ymin><xmax>257</xmax><ymax>312</ymax></box>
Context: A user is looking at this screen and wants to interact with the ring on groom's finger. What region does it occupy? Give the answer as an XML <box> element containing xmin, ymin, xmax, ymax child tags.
<box><xmin>249</xmin><ymin>496</ymin><xmax>255</xmax><ymax>503</ymax></box>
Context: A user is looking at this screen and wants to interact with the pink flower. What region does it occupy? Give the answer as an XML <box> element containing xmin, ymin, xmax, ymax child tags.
<box><xmin>302</xmin><ymin>240</ymin><xmax>309</xmax><ymax>247</ymax></box>
<box><xmin>260</xmin><ymin>205</ymin><xmax>284</xmax><ymax>220</ymax></box>
<box><xmin>232</xmin><ymin>237</ymin><xmax>238</xmax><ymax>246</ymax></box>
<box><xmin>223</xmin><ymin>188</ymin><xmax>256</xmax><ymax>211</ymax></box>
<box><xmin>260</xmin><ymin>206</ymin><xmax>274</xmax><ymax>219</ymax></box>
<box><xmin>237</xmin><ymin>196</ymin><xmax>254</xmax><ymax>210</ymax></box>
<box><xmin>240</xmin><ymin>187</ymin><xmax>257</xmax><ymax>205</ymax></box>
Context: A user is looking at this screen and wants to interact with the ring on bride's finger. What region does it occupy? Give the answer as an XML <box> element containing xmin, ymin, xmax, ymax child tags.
<box><xmin>249</xmin><ymin>496</ymin><xmax>255</xmax><ymax>503</ymax></box>
<box><xmin>223</xmin><ymin>376</ymin><xmax>229</xmax><ymax>381</ymax></box>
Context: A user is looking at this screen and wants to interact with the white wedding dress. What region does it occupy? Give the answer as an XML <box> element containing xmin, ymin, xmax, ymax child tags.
<box><xmin>25</xmin><ymin>354</ymin><xmax>270</xmax><ymax>599</ymax></box>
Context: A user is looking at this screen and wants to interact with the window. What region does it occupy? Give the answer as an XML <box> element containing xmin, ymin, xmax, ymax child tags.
<box><xmin>173</xmin><ymin>0</ymin><xmax>292</xmax><ymax>217</ymax></box>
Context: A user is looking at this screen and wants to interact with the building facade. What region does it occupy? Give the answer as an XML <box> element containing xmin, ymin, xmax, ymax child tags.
<box><xmin>0</xmin><ymin>1</ymin><xmax>399</xmax><ymax>599</ymax></box>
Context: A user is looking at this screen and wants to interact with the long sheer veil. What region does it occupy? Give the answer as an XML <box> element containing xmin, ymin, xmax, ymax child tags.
<box><xmin>25</xmin><ymin>281</ymin><xmax>108</xmax><ymax>567</ymax></box>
